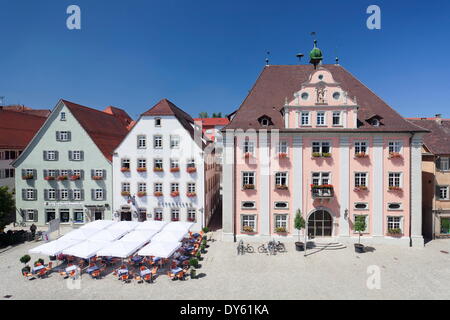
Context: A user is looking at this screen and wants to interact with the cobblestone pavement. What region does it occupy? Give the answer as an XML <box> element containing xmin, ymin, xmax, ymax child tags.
<box><xmin>1</xmin><ymin>232</ymin><xmax>450</xmax><ymax>300</ymax></box>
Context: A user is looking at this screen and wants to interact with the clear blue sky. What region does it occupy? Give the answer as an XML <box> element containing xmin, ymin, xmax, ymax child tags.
<box><xmin>1</xmin><ymin>0</ymin><xmax>449</xmax><ymax>120</ymax></box>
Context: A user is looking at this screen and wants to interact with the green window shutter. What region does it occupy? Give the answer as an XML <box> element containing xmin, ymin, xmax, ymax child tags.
<box><xmin>21</xmin><ymin>169</ymin><xmax>25</xmax><ymax>177</ymax></box>
<box><xmin>34</xmin><ymin>210</ymin><xmax>39</xmax><ymax>222</ymax></box>
<box><xmin>22</xmin><ymin>189</ymin><xmax>26</xmax><ymax>201</ymax></box>
<box><xmin>55</xmin><ymin>151</ymin><xmax>59</xmax><ymax>161</ymax></box>
<box><xmin>80</xmin><ymin>189</ymin><xmax>84</xmax><ymax>201</ymax></box>
<box><xmin>91</xmin><ymin>189</ymin><xmax>95</xmax><ymax>200</ymax></box>
<box><xmin>44</xmin><ymin>189</ymin><xmax>48</xmax><ymax>201</ymax></box>
<box><xmin>43</xmin><ymin>151</ymin><xmax>48</xmax><ymax>161</ymax></box>
<box><xmin>80</xmin><ymin>151</ymin><xmax>84</xmax><ymax>161</ymax></box>
<box><xmin>103</xmin><ymin>170</ymin><xmax>107</xmax><ymax>179</ymax></box>
<box><xmin>56</xmin><ymin>131</ymin><xmax>60</xmax><ymax>141</ymax></box>
<box><xmin>67</xmin><ymin>132</ymin><xmax>72</xmax><ymax>141</ymax></box>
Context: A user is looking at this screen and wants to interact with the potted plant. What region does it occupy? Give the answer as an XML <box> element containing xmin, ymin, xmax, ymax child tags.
<box><xmin>137</xmin><ymin>192</ymin><xmax>147</xmax><ymax>198</ymax></box>
<box><xmin>44</xmin><ymin>176</ymin><xmax>55</xmax><ymax>181</ymax></box>
<box><xmin>153</xmin><ymin>167</ymin><xmax>163</xmax><ymax>172</ymax></box>
<box><xmin>312</xmin><ymin>152</ymin><xmax>322</xmax><ymax>158</ymax></box>
<box><xmin>189</xmin><ymin>258</ymin><xmax>199</xmax><ymax>269</ymax></box>
<box><xmin>322</xmin><ymin>152</ymin><xmax>332</xmax><ymax>158</ymax></box>
<box><xmin>294</xmin><ymin>210</ymin><xmax>306</xmax><ymax>251</ymax></box>
<box><xmin>389</xmin><ymin>152</ymin><xmax>402</xmax><ymax>159</ymax></box>
<box><xmin>275</xmin><ymin>227</ymin><xmax>287</xmax><ymax>234</ymax></box>
<box><xmin>275</xmin><ymin>185</ymin><xmax>288</xmax><ymax>190</ymax></box>
<box><xmin>187</xmin><ymin>192</ymin><xmax>197</xmax><ymax>198</ymax></box>
<box><xmin>388</xmin><ymin>228</ymin><xmax>402</xmax><ymax>236</ymax></box>
<box><xmin>121</xmin><ymin>191</ymin><xmax>130</xmax><ymax>197</ymax></box>
<box><xmin>190</xmin><ymin>268</ymin><xmax>197</xmax><ymax>279</ymax></box>
<box><xmin>242</xmin><ymin>225</ymin><xmax>254</xmax><ymax>233</ymax></box>
<box><xmin>57</xmin><ymin>175</ymin><xmax>68</xmax><ymax>181</ymax></box>
<box><xmin>171</xmin><ymin>191</ymin><xmax>180</xmax><ymax>197</ymax></box>
<box><xmin>355</xmin><ymin>152</ymin><xmax>368</xmax><ymax>158</ymax></box>
<box><xmin>354</xmin><ymin>216</ymin><xmax>366</xmax><ymax>253</ymax></box>
<box><xmin>120</xmin><ymin>167</ymin><xmax>130</xmax><ymax>173</ymax></box>
<box><xmin>388</xmin><ymin>186</ymin><xmax>402</xmax><ymax>192</ymax></box>
<box><xmin>20</xmin><ymin>255</ymin><xmax>31</xmax><ymax>274</ymax></box>
<box><xmin>92</xmin><ymin>176</ymin><xmax>103</xmax><ymax>181</ymax></box>
<box><xmin>278</xmin><ymin>153</ymin><xmax>288</xmax><ymax>159</ymax></box>
<box><xmin>244</xmin><ymin>152</ymin><xmax>252</xmax><ymax>159</ymax></box>
<box><xmin>34</xmin><ymin>258</ymin><xmax>44</xmax><ymax>266</ymax></box>
<box><xmin>243</xmin><ymin>184</ymin><xmax>255</xmax><ymax>190</ymax></box>
<box><xmin>70</xmin><ymin>175</ymin><xmax>81</xmax><ymax>181</ymax></box>
<box><xmin>137</xmin><ymin>167</ymin><xmax>148</xmax><ymax>173</ymax></box>
<box><xmin>196</xmin><ymin>250</ymin><xmax>202</xmax><ymax>261</ymax></box>
<box><xmin>154</xmin><ymin>191</ymin><xmax>163</xmax><ymax>197</ymax></box>
<box><xmin>200</xmin><ymin>244</ymin><xmax>206</xmax><ymax>253</ymax></box>
<box><xmin>22</xmin><ymin>174</ymin><xmax>34</xmax><ymax>180</ymax></box>
<box><xmin>187</xmin><ymin>167</ymin><xmax>197</xmax><ymax>173</ymax></box>
<box><xmin>354</xmin><ymin>186</ymin><xmax>368</xmax><ymax>192</ymax></box>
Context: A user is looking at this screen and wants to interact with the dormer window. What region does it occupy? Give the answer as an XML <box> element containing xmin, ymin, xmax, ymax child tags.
<box><xmin>258</xmin><ymin>115</ymin><xmax>272</xmax><ymax>127</ymax></box>
<box><xmin>301</xmin><ymin>92</ymin><xmax>309</xmax><ymax>101</ymax></box>
<box><xmin>261</xmin><ymin>119</ymin><xmax>269</xmax><ymax>126</ymax></box>
<box><xmin>372</xmin><ymin>119</ymin><xmax>380</xmax><ymax>127</ymax></box>
<box><xmin>366</xmin><ymin>115</ymin><xmax>383</xmax><ymax>127</ymax></box>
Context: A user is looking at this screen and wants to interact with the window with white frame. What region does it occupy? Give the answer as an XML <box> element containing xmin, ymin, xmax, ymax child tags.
<box><xmin>59</xmin><ymin>189</ymin><xmax>69</xmax><ymax>201</ymax></box>
<box><xmin>312</xmin><ymin>141</ymin><xmax>331</xmax><ymax>154</ymax></box>
<box><xmin>60</xmin><ymin>112</ymin><xmax>66</xmax><ymax>121</ymax></box>
<box><xmin>275</xmin><ymin>214</ymin><xmax>288</xmax><ymax>229</ymax></box>
<box><xmin>312</xmin><ymin>172</ymin><xmax>330</xmax><ymax>186</ymax></box>
<box><xmin>242</xmin><ymin>172</ymin><xmax>255</xmax><ymax>188</ymax></box>
<box><xmin>242</xmin><ymin>215</ymin><xmax>256</xmax><ymax>232</ymax></box>
<box><xmin>25</xmin><ymin>209</ymin><xmax>36</xmax><ymax>222</ymax></box>
<box><xmin>73</xmin><ymin>169</ymin><xmax>82</xmax><ymax>178</ymax></box>
<box><xmin>93</xmin><ymin>189</ymin><xmax>104</xmax><ymax>201</ymax></box>
<box><xmin>387</xmin><ymin>216</ymin><xmax>403</xmax><ymax>233</ymax></box>
<box><xmin>316</xmin><ymin>111</ymin><xmax>326</xmax><ymax>126</ymax></box>
<box><xmin>138</xmin><ymin>183</ymin><xmax>147</xmax><ymax>193</ymax></box>
<box><xmin>47</xmin><ymin>189</ymin><xmax>56</xmax><ymax>201</ymax></box>
<box><xmin>170</xmin><ymin>135</ymin><xmax>180</xmax><ymax>149</ymax></box>
<box><xmin>170</xmin><ymin>159</ymin><xmax>179</xmax><ymax>169</ymax></box>
<box><xmin>154</xmin><ymin>183</ymin><xmax>163</xmax><ymax>193</ymax></box>
<box><xmin>138</xmin><ymin>159</ymin><xmax>147</xmax><ymax>169</ymax></box>
<box><xmin>24</xmin><ymin>189</ymin><xmax>36</xmax><ymax>201</ymax></box>
<box><xmin>354</xmin><ymin>172</ymin><xmax>368</xmax><ymax>188</ymax></box>
<box><xmin>388</xmin><ymin>141</ymin><xmax>402</xmax><ymax>154</ymax></box>
<box><xmin>72</xmin><ymin>189</ymin><xmax>83</xmax><ymax>201</ymax></box>
<box><xmin>122</xmin><ymin>182</ymin><xmax>130</xmax><ymax>193</ymax></box>
<box><xmin>60</xmin><ymin>169</ymin><xmax>69</xmax><ymax>177</ymax></box>
<box><xmin>155</xmin><ymin>118</ymin><xmax>161</xmax><ymax>127</ymax></box>
<box><xmin>277</xmin><ymin>141</ymin><xmax>288</xmax><ymax>154</ymax></box>
<box><xmin>353</xmin><ymin>215</ymin><xmax>369</xmax><ymax>233</ymax></box>
<box><xmin>187</xmin><ymin>159</ymin><xmax>196</xmax><ymax>168</ymax></box>
<box><xmin>137</xmin><ymin>135</ymin><xmax>147</xmax><ymax>149</ymax></box>
<box><xmin>241</xmin><ymin>201</ymin><xmax>256</xmax><ymax>209</ymax></box>
<box><xmin>439</xmin><ymin>157</ymin><xmax>450</xmax><ymax>171</ymax></box>
<box><xmin>187</xmin><ymin>209</ymin><xmax>196</xmax><ymax>222</ymax></box>
<box><xmin>121</xmin><ymin>158</ymin><xmax>130</xmax><ymax>169</ymax></box>
<box><xmin>60</xmin><ymin>209</ymin><xmax>70</xmax><ymax>223</ymax></box>
<box><xmin>71</xmin><ymin>151</ymin><xmax>83</xmax><ymax>161</ymax></box>
<box><xmin>438</xmin><ymin>186</ymin><xmax>450</xmax><ymax>200</ymax></box>
<box><xmin>57</xmin><ymin>131</ymin><xmax>71</xmax><ymax>142</ymax></box>
<box><xmin>171</xmin><ymin>208</ymin><xmax>180</xmax><ymax>221</ymax></box>
<box><xmin>154</xmin><ymin>135</ymin><xmax>163</xmax><ymax>149</ymax></box>
<box><xmin>154</xmin><ymin>159</ymin><xmax>163</xmax><ymax>170</ymax></box>
<box><xmin>243</xmin><ymin>140</ymin><xmax>255</xmax><ymax>154</ymax></box>
<box><xmin>47</xmin><ymin>170</ymin><xmax>57</xmax><ymax>178</ymax></box>
<box><xmin>332</xmin><ymin>111</ymin><xmax>342</xmax><ymax>126</ymax></box>
<box><xmin>154</xmin><ymin>208</ymin><xmax>163</xmax><ymax>220</ymax></box>
<box><xmin>93</xmin><ymin>169</ymin><xmax>104</xmax><ymax>178</ymax></box>
<box><xmin>73</xmin><ymin>210</ymin><xmax>84</xmax><ymax>223</ymax></box>
<box><xmin>275</xmin><ymin>172</ymin><xmax>288</xmax><ymax>187</ymax></box>
<box><xmin>301</xmin><ymin>111</ymin><xmax>310</xmax><ymax>126</ymax></box>
<box><xmin>354</xmin><ymin>141</ymin><xmax>368</xmax><ymax>155</ymax></box>
<box><xmin>171</xmin><ymin>183</ymin><xmax>179</xmax><ymax>192</ymax></box>
<box><xmin>44</xmin><ymin>151</ymin><xmax>58</xmax><ymax>161</ymax></box>
<box><xmin>388</xmin><ymin>173</ymin><xmax>402</xmax><ymax>188</ymax></box>
<box><xmin>187</xmin><ymin>183</ymin><xmax>196</xmax><ymax>193</ymax></box>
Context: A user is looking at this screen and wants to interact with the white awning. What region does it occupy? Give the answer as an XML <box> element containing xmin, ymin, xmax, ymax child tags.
<box><xmin>119</xmin><ymin>230</ymin><xmax>158</xmax><ymax>243</ymax></box>
<box><xmin>135</xmin><ymin>220</ymin><xmax>168</xmax><ymax>232</ymax></box>
<box><xmin>97</xmin><ymin>241</ymin><xmax>144</xmax><ymax>259</ymax></box>
<box><xmin>162</xmin><ymin>222</ymin><xmax>194</xmax><ymax>232</ymax></box>
<box><xmin>106</xmin><ymin>221</ymin><xmax>139</xmax><ymax>233</ymax></box>
<box><xmin>29</xmin><ymin>239</ymin><xmax>80</xmax><ymax>256</ymax></box>
<box><xmin>137</xmin><ymin>241</ymin><xmax>182</xmax><ymax>259</ymax></box>
<box><xmin>88</xmin><ymin>229</ymin><xmax>129</xmax><ymax>242</ymax></box>
<box><xmin>151</xmin><ymin>230</ymin><xmax>187</xmax><ymax>243</ymax></box>
<box><xmin>80</xmin><ymin>220</ymin><xmax>116</xmax><ymax>231</ymax></box>
<box><xmin>62</xmin><ymin>240</ymin><xmax>111</xmax><ymax>259</ymax></box>
<box><xmin>59</xmin><ymin>228</ymin><xmax>98</xmax><ymax>241</ymax></box>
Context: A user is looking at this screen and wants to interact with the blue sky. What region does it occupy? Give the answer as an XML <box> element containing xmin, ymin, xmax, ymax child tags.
<box><xmin>0</xmin><ymin>0</ymin><xmax>449</xmax><ymax>120</ymax></box>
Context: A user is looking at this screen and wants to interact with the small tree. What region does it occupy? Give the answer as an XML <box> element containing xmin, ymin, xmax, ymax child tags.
<box><xmin>198</xmin><ymin>112</ymin><xmax>209</xmax><ymax>118</ymax></box>
<box><xmin>189</xmin><ymin>258</ymin><xmax>199</xmax><ymax>269</ymax></box>
<box><xmin>294</xmin><ymin>210</ymin><xmax>306</xmax><ymax>242</ymax></box>
<box><xmin>0</xmin><ymin>186</ymin><xmax>15</xmax><ymax>229</ymax></box>
<box><xmin>354</xmin><ymin>216</ymin><xmax>366</xmax><ymax>245</ymax></box>
<box><xmin>20</xmin><ymin>255</ymin><xmax>31</xmax><ymax>273</ymax></box>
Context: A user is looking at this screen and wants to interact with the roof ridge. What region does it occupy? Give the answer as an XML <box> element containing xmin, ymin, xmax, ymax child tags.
<box><xmin>61</xmin><ymin>99</ymin><xmax>120</xmax><ymax>119</ymax></box>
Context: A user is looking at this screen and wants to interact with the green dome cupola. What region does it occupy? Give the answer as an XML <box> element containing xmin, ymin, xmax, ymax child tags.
<box><xmin>309</xmin><ymin>40</ymin><xmax>323</xmax><ymax>68</ymax></box>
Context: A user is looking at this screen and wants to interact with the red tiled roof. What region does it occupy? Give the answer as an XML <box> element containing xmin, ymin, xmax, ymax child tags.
<box><xmin>103</xmin><ymin>106</ymin><xmax>134</xmax><ymax>129</ymax></box>
<box><xmin>193</xmin><ymin>118</ymin><xmax>230</xmax><ymax>126</ymax></box>
<box><xmin>406</xmin><ymin>118</ymin><xmax>450</xmax><ymax>155</ymax></box>
<box><xmin>62</xmin><ymin>100</ymin><xmax>132</xmax><ymax>161</ymax></box>
<box><xmin>2</xmin><ymin>105</ymin><xmax>51</xmax><ymax>117</ymax></box>
<box><xmin>0</xmin><ymin>110</ymin><xmax>47</xmax><ymax>149</ymax></box>
<box><xmin>225</xmin><ymin>65</ymin><xmax>426</xmax><ymax>132</ymax></box>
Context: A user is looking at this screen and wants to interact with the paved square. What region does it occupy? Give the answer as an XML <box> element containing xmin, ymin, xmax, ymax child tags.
<box><xmin>1</xmin><ymin>233</ymin><xmax>450</xmax><ymax>300</ymax></box>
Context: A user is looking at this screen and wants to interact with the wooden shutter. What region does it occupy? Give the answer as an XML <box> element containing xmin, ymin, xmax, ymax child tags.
<box><xmin>436</xmin><ymin>158</ymin><xmax>441</xmax><ymax>170</ymax></box>
<box><xmin>55</xmin><ymin>151</ymin><xmax>59</xmax><ymax>161</ymax></box>
<box><xmin>44</xmin><ymin>189</ymin><xmax>48</xmax><ymax>201</ymax></box>
<box><xmin>91</xmin><ymin>170</ymin><xmax>95</xmax><ymax>179</ymax></box>
<box><xmin>21</xmin><ymin>169</ymin><xmax>25</xmax><ymax>177</ymax></box>
<box><xmin>56</xmin><ymin>131</ymin><xmax>60</xmax><ymax>141</ymax></box>
<box><xmin>91</xmin><ymin>189</ymin><xmax>95</xmax><ymax>200</ymax></box>
<box><xmin>69</xmin><ymin>190</ymin><xmax>73</xmax><ymax>201</ymax></box>
<box><xmin>102</xmin><ymin>189</ymin><xmax>106</xmax><ymax>201</ymax></box>
<box><xmin>80</xmin><ymin>189</ymin><xmax>84</xmax><ymax>201</ymax></box>
<box><xmin>43</xmin><ymin>169</ymin><xmax>48</xmax><ymax>178</ymax></box>
<box><xmin>67</xmin><ymin>132</ymin><xmax>72</xmax><ymax>141</ymax></box>
<box><xmin>34</xmin><ymin>210</ymin><xmax>38</xmax><ymax>222</ymax></box>
<box><xmin>102</xmin><ymin>170</ymin><xmax>107</xmax><ymax>179</ymax></box>
<box><xmin>80</xmin><ymin>170</ymin><xmax>84</xmax><ymax>180</ymax></box>
<box><xmin>33</xmin><ymin>190</ymin><xmax>37</xmax><ymax>201</ymax></box>
<box><xmin>22</xmin><ymin>189</ymin><xmax>26</xmax><ymax>200</ymax></box>
<box><xmin>69</xmin><ymin>151</ymin><xmax>73</xmax><ymax>161</ymax></box>
<box><xmin>33</xmin><ymin>169</ymin><xmax>37</xmax><ymax>179</ymax></box>
<box><xmin>43</xmin><ymin>151</ymin><xmax>48</xmax><ymax>161</ymax></box>
<box><xmin>80</xmin><ymin>151</ymin><xmax>84</xmax><ymax>161</ymax></box>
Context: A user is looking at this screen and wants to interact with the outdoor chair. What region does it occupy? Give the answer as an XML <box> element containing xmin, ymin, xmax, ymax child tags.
<box><xmin>23</xmin><ymin>271</ymin><xmax>33</xmax><ymax>279</ymax></box>
<box><xmin>45</xmin><ymin>262</ymin><xmax>53</xmax><ymax>272</ymax></box>
<box><xmin>69</xmin><ymin>270</ymin><xmax>77</xmax><ymax>279</ymax></box>
<box><xmin>38</xmin><ymin>269</ymin><xmax>48</xmax><ymax>278</ymax></box>
<box><xmin>143</xmin><ymin>274</ymin><xmax>151</xmax><ymax>282</ymax></box>
<box><xmin>177</xmin><ymin>270</ymin><xmax>186</xmax><ymax>281</ymax></box>
<box><xmin>91</xmin><ymin>270</ymin><xmax>101</xmax><ymax>279</ymax></box>
<box><xmin>167</xmin><ymin>271</ymin><xmax>176</xmax><ymax>280</ymax></box>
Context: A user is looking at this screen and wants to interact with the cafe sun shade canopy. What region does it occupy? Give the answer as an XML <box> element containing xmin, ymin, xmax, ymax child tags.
<box><xmin>29</xmin><ymin>238</ymin><xmax>80</xmax><ymax>256</ymax></box>
<box><xmin>134</xmin><ymin>220</ymin><xmax>168</xmax><ymax>232</ymax></box>
<box><xmin>151</xmin><ymin>229</ymin><xmax>187</xmax><ymax>243</ymax></box>
<box><xmin>88</xmin><ymin>228</ymin><xmax>129</xmax><ymax>242</ymax></box>
<box><xmin>59</xmin><ymin>228</ymin><xmax>98</xmax><ymax>241</ymax></box>
<box><xmin>96</xmin><ymin>241</ymin><xmax>147</xmax><ymax>259</ymax></box>
<box><xmin>106</xmin><ymin>221</ymin><xmax>139</xmax><ymax>233</ymax></box>
<box><xmin>80</xmin><ymin>220</ymin><xmax>116</xmax><ymax>231</ymax></box>
<box><xmin>119</xmin><ymin>230</ymin><xmax>159</xmax><ymax>243</ymax></box>
<box><xmin>137</xmin><ymin>241</ymin><xmax>182</xmax><ymax>259</ymax></box>
<box><xmin>162</xmin><ymin>222</ymin><xmax>194</xmax><ymax>232</ymax></box>
<box><xmin>62</xmin><ymin>240</ymin><xmax>112</xmax><ymax>260</ymax></box>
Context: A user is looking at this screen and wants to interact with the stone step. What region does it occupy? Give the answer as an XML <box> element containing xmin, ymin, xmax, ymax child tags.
<box><xmin>311</xmin><ymin>242</ymin><xmax>347</xmax><ymax>250</ymax></box>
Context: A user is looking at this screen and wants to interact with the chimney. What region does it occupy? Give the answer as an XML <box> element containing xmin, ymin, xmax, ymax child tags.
<box><xmin>435</xmin><ymin>114</ymin><xmax>442</xmax><ymax>125</ymax></box>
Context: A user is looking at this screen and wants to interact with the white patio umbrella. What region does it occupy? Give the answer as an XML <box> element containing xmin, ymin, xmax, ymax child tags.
<box><xmin>119</xmin><ymin>230</ymin><xmax>158</xmax><ymax>243</ymax></box>
<box><xmin>80</xmin><ymin>220</ymin><xmax>116</xmax><ymax>231</ymax></box>
<box><xmin>62</xmin><ymin>240</ymin><xmax>111</xmax><ymax>259</ymax></box>
<box><xmin>29</xmin><ymin>239</ymin><xmax>80</xmax><ymax>256</ymax></box>
<box><xmin>97</xmin><ymin>241</ymin><xmax>144</xmax><ymax>259</ymax></box>
<box><xmin>137</xmin><ymin>241</ymin><xmax>182</xmax><ymax>259</ymax></box>
<box><xmin>88</xmin><ymin>228</ymin><xmax>129</xmax><ymax>242</ymax></box>
<box><xmin>135</xmin><ymin>220</ymin><xmax>168</xmax><ymax>232</ymax></box>
<box><xmin>59</xmin><ymin>228</ymin><xmax>98</xmax><ymax>241</ymax></box>
<box><xmin>106</xmin><ymin>221</ymin><xmax>139</xmax><ymax>233</ymax></box>
<box><xmin>162</xmin><ymin>222</ymin><xmax>194</xmax><ymax>232</ymax></box>
<box><xmin>151</xmin><ymin>230</ymin><xmax>187</xmax><ymax>243</ymax></box>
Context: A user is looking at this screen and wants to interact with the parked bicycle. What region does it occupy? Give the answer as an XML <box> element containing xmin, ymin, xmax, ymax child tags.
<box><xmin>237</xmin><ymin>240</ymin><xmax>254</xmax><ymax>255</ymax></box>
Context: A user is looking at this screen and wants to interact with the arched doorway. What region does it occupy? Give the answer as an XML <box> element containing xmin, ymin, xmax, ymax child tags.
<box><xmin>308</xmin><ymin>209</ymin><xmax>333</xmax><ymax>237</ymax></box>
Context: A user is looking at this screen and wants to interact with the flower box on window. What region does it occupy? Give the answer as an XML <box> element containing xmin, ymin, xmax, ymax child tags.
<box><xmin>137</xmin><ymin>192</ymin><xmax>147</xmax><ymax>198</ymax></box>
<box><xmin>187</xmin><ymin>167</ymin><xmax>197</xmax><ymax>173</ymax></box>
<box><xmin>171</xmin><ymin>218</ymin><xmax>180</xmax><ymax>222</ymax></box>
<box><xmin>243</xmin><ymin>184</ymin><xmax>255</xmax><ymax>190</ymax></box>
<box><xmin>244</xmin><ymin>152</ymin><xmax>252</xmax><ymax>159</ymax></box>
<box><xmin>389</xmin><ymin>152</ymin><xmax>402</xmax><ymax>159</ymax></box>
<box><xmin>92</xmin><ymin>176</ymin><xmax>104</xmax><ymax>181</ymax></box>
<box><xmin>170</xmin><ymin>167</ymin><xmax>180</xmax><ymax>173</ymax></box>
<box><xmin>137</xmin><ymin>167</ymin><xmax>148</xmax><ymax>173</ymax></box>
<box><xmin>311</xmin><ymin>184</ymin><xmax>334</xmax><ymax>198</ymax></box>
<box><xmin>322</xmin><ymin>152</ymin><xmax>332</xmax><ymax>158</ymax></box>
<box><xmin>121</xmin><ymin>191</ymin><xmax>131</xmax><ymax>197</ymax></box>
<box><xmin>312</xmin><ymin>152</ymin><xmax>332</xmax><ymax>158</ymax></box>
<box><xmin>70</xmin><ymin>175</ymin><xmax>81</xmax><ymax>181</ymax></box>
<box><xmin>242</xmin><ymin>226</ymin><xmax>254</xmax><ymax>233</ymax></box>
<box><xmin>153</xmin><ymin>167</ymin><xmax>163</xmax><ymax>172</ymax></box>
<box><xmin>387</xmin><ymin>228</ymin><xmax>402</xmax><ymax>235</ymax></box>
<box><xmin>187</xmin><ymin>217</ymin><xmax>196</xmax><ymax>222</ymax></box>
<box><xmin>275</xmin><ymin>227</ymin><xmax>287</xmax><ymax>234</ymax></box>
<box><xmin>170</xmin><ymin>191</ymin><xmax>180</xmax><ymax>197</ymax></box>
<box><xmin>278</xmin><ymin>153</ymin><xmax>288</xmax><ymax>159</ymax></box>
<box><xmin>154</xmin><ymin>191</ymin><xmax>163</xmax><ymax>197</ymax></box>
<box><xmin>354</xmin><ymin>186</ymin><xmax>368</xmax><ymax>192</ymax></box>
<box><xmin>57</xmin><ymin>176</ymin><xmax>68</xmax><ymax>181</ymax></box>
<box><xmin>44</xmin><ymin>176</ymin><xmax>55</xmax><ymax>181</ymax></box>
<box><xmin>187</xmin><ymin>192</ymin><xmax>197</xmax><ymax>198</ymax></box>
<box><xmin>22</xmin><ymin>174</ymin><xmax>34</xmax><ymax>180</ymax></box>
<box><xmin>275</xmin><ymin>185</ymin><xmax>288</xmax><ymax>190</ymax></box>
<box><xmin>154</xmin><ymin>217</ymin><xmax>162</xmax><ymax>221</ymax></box>
<box><xmin>121</xmin><ymin>167</ymin><xmax>130</xmax><ymax>173</ymax></box>
<box><xmin>355</xmin><ymin>152</ymin><xmax>368</xmax><ymax>158</ymax></box>
<box><xmin>388</xmin><ymin>186</ymin><xmax>403</xmax><ymax>192</ymax></box>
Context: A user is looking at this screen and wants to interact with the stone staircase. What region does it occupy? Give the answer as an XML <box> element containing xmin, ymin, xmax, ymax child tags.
<box><xmin>308</xmin><ymin>242</ymin><xmax>347</xmax><ymax>251</ymax></box>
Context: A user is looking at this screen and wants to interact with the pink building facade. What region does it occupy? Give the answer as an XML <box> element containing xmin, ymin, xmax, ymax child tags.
<box><xmin>222</xmin><ymin>51</ymin><xmax>426</xmax><ymax>247</ymax></box>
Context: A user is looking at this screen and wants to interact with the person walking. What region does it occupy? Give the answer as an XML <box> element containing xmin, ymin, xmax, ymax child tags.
<box><xmin>30</xmin><ymin>224</ymin><xmax>37</xmax><ymax>240</ymax></box>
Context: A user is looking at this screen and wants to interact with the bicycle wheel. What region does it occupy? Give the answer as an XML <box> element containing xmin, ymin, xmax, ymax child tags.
<box><xmin>246</xmin><ymin>245</ymin><xmax>254</xmax><ymax>253</ymax></box>
<box><xmin>277</xmin><ymin>244</ymin><xmax>286</xmax><ymax>252</ymax></box>
<box><xmin>258</xmin><ymin>245</ymin><xmax>266</xmax><ymax>254</ymax></box>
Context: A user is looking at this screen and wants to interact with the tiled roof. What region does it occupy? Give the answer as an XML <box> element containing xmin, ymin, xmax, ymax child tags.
<box><xmin>62</xmin><ymin>100</ymin><xmax>132</xmax><ymax>161</ymax></box>
<box><xmin>0</xmin><ymin>110</ymin><xmax>47</xmax><ymax>149</ymax></box>
<box><xmin>225</xmin><ymin>64</ymin><xmax>427</xmax><ymax>132</ymax></box>
<box><xmin>193</xmin><ymin>118</ymin><xmax>230</xmax><ymax>126</ymax></box>
<box><xmin>2</xmin><ymin>105</ymin><xmax>51</xmax><ymax>117</ymax></box>
<box><xmin>103</xmin><ymin>106</ymin><xmax>134</xmax><ymax>129</ymax></box>
<box><xmin>406</xmin><ymin>118</ymin><xmax>450</xmax><ymax>155</ymax></box>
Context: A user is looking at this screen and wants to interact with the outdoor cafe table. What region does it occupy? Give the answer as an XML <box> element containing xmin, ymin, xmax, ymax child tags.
<box><xmin>86</xmin><ymin>265</ymin><xmax>99</xmax><ymax>274</ymax></box>
<box><xmin>179</xmin><ymin>255</ymin><xmax>189</xmax><ymax>261</ymax></box>
<box><xmin>171</xmin><ymin>267</ymin><xmax>183</xmax><ymax>275</ymax></box>
<box><xmin>32</xmin><ymin>265</ymin><xmax>46</xmax><ymax>274</ymax></box>
<box><xmin>140</xmin><ymin>268</ymin><xmax>151</xmax><ymax>277</ymax></box>
<box><xmin>117</xmin><ymin>268</ymin><xmax>128</xmax><ymax>276</ymax></box>
<box><xmin>65</xmin><ymin>265</ymin><xmax>77</xmax><ymax>273</ymax></box>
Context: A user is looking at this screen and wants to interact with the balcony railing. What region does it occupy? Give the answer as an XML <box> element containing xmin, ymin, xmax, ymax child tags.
<box><xmin>311</xmin><ymin>185</ymin><xmax>334</xmax><ymax>198</ymax></box>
